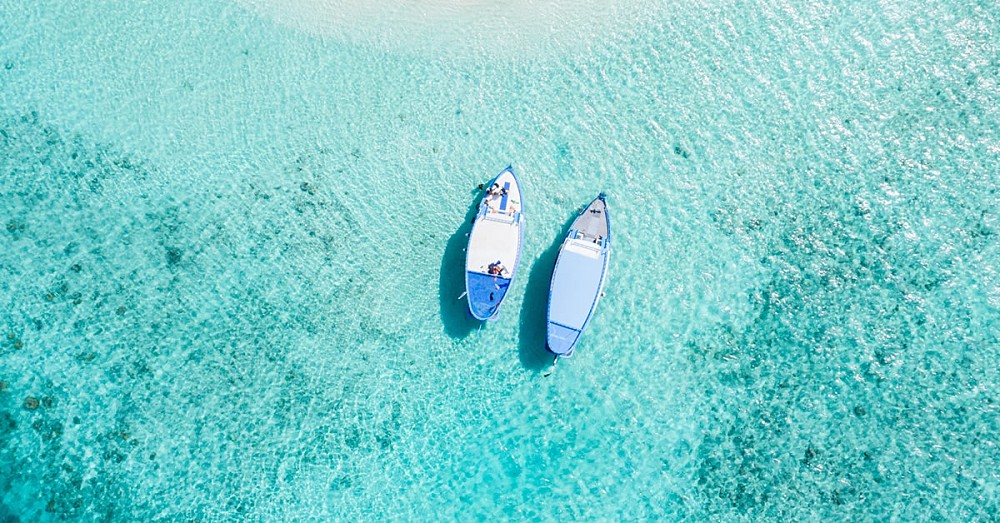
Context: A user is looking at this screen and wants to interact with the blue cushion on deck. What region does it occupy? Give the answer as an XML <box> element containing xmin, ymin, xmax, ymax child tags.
<box><xmin>467</xmin><ymin>272</ymin><xmax>511</xmax><ymax>320</ymax></box>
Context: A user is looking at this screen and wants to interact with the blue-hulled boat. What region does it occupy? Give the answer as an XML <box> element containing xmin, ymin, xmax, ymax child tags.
<box><xmin>546</xmin><ymin>194</ymin><xmax>611</xmax><ymax>357</ymax></box>
<box><xmin>465</xmin><ymin>165</ymin><xmax>525</xmax><ymax>320</ymax></box>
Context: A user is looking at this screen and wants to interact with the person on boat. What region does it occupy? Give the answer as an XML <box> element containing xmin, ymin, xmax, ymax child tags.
<box><xmin>594</xmin><ymin>234</ymin><xmax>603</xmax><ymax>244</ymax></box>
<box><xmin>488</xmin><ymin>261</ymin><xmax>506</xmax><ymax>276</ymax></box>
<box><xmin>487</xmin><ymin>183</ymin><xmax>501</xmax><ymax>196</ymax></box>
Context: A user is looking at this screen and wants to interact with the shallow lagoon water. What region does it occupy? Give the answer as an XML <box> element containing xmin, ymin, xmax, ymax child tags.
<box><xmin>1</xmin><ymin>0</ymin><xmax>998</xmax><ymax>520</ymax></box>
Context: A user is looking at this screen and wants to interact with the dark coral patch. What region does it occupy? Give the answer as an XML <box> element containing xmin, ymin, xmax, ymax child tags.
<box><xmin>165</xmin><ymin>246</ymin><xmax>183</xmax><ymax>265</ymax></box>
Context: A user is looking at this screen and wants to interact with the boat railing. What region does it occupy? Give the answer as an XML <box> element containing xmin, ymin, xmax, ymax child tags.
<box><xmin>483</xmin><ymin>211</ymin><xmax>518</xmax><ymax>224</ymax></box>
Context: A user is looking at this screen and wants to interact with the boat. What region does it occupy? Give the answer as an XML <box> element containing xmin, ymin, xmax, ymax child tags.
<box><xmin>464</xmin><ymin>165</ymin><xmax>525</xmax><ymax>320</ymax></box>
<box><xmin>546</xmin><ymin>193</ymin><xmax>611</xmax><ymax>357</ymax></box>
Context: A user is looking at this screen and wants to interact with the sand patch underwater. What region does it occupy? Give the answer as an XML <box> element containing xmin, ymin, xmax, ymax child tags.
<box><xmin>236</xmin><ymin>0</ymin><xmax>657</xmax><ymax>55</ymax></box>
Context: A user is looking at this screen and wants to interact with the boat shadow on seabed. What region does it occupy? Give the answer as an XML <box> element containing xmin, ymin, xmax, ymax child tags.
<box><xmin>438</xmin><ymin>189</ymin><xmax>484</xmax><ymax>339</ymax></box>
<box><xmin>517</xmin><ymin>211</ymin><xmax>578</xmax><ymax>372</ymax></box>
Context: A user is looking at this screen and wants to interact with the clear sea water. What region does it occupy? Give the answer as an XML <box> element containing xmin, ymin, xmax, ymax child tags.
<box><xmin>1</xmin><ymin>0</ymin><xmax>998</xmax><ymax>520</ymax></box>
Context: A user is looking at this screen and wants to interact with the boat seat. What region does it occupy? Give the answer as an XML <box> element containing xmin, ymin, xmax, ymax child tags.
<box><xmin>564</xmin><ymin>239</ymin><xmax>602</xmax><ymax>258</ymax></box>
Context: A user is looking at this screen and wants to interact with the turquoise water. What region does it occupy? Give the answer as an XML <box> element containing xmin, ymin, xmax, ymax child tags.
<box><xmin>1</xmin><ymin>0</ymin><xmax>998</xmax><ymax>519</ymax></box>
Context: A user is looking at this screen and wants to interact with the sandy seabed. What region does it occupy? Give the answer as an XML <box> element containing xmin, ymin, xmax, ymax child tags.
<box><xmin>237</xmin><ymin>0</ymin><xmax>655</xmax><ymax>54</ymax></box>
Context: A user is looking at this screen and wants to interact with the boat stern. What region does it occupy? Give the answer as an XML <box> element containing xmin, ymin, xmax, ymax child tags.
<box><xmin>546</xmin><ymin>322</ymin><xmax>579</xmax><ymax>357</ymax></box>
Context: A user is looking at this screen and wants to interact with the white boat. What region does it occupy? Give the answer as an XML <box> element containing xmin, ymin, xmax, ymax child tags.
<box><xmin>465</xmin><ymin>165</ymin><xmax>525</xmax><ymax>321</ymax></box>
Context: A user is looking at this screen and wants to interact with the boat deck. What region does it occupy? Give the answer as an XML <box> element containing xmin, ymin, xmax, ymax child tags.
<box><xmin>548</xmin><ymin>244</ymin><xmax>606</xmax><ymax>329</ymax></box>
<box><xmin>466</xmin><ymin>217</ymin><xmax>521</xmax><ymax>274</ymax></box>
